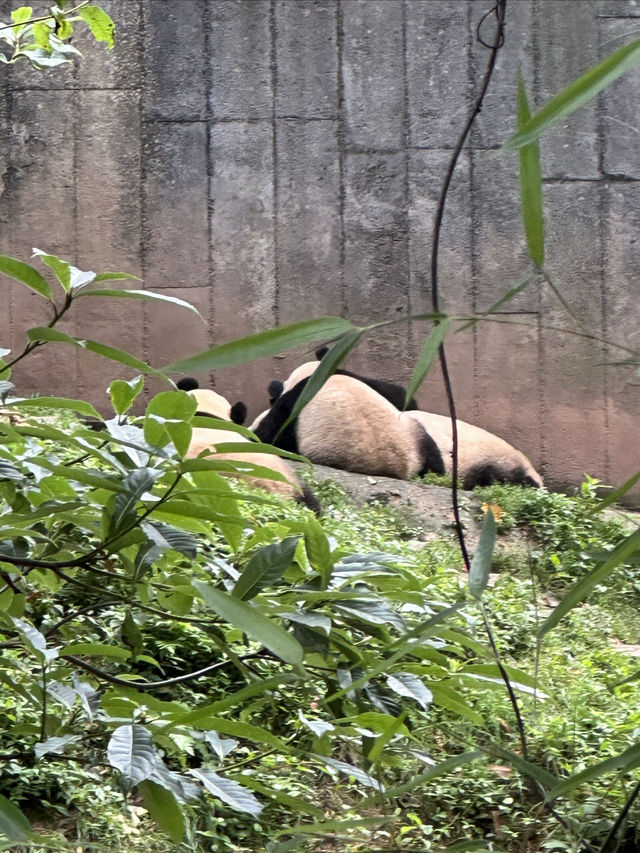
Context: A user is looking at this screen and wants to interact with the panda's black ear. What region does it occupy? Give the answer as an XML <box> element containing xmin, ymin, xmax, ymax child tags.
<box><xmin>177</xmin><ymin>376</ymin><xmax>199</xmax><ymax>392</ymax></box>
<box><xmin>230</xmin><ymin>401</ymin><xmax>247</xmax><ymax>425</ymax></box>
<box><xmin>268</xmin><ymin>379</ymin><xmax>284</xmax><ymax>404</ymax></box>
<box><xmin>315</xmin><ymin>346</ymin><xmax>329</xmax><ymax>361</ymax></box>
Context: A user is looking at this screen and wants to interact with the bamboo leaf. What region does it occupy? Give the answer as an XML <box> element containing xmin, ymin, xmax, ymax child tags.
<box><xmin>190</xmin><ymin>768</ymin><xmax>263</xmax><ymax>817</ymax></box>
<box><xmin>161</xmin><ymin>317</ymin><xmax>357</xmax><ymax>374</ymax></box>
<box><xmin>78</xmin><ymin>288</ymin><xmax>203</xmax><ymax>321</ymax></box>
<box><xmin>31</xmin><ymin>249</ymin><xmax>71</xmax><ymax>292</ymax></box>
<box><xmin>469</xmin><ymin>508</ymin><xmax>496</xmax><ymax>599</ymax></box>
<box><xmin>540</xmin><ymin>527</ymin><xmax>640</xmax><ymax>637</ymax></box>
<box><xmin>7</xmin><ymin>395</ymin><xmax>102</xmax><ymax>420</ymax></box>
<box><xmin>405</xmin><ymin>319</ymin><xmax>451</xmax><ymax>405</ymax></box>
<box><xmin>516</xmin><ymin>71</ymin><xmax>544</xmax><ymax>266</ymax></box>
<box><xmin>193</xmin><ymin>581</ymin><xmax>303</xmax><ymax>665</ymax></box>
<box><xmin>547</xmin><ymin>743</ymin><xmax>640</xmax><ymax>801</ymax></box>
<box><xmin>590</xmin><ymin>469</ymin><xmax>640</xmax><ymax>514</ymax></box>
<box><xmin>502</xmin><ymin>39</ymin><xmax>640</xmax><ymax>151</ymax></box>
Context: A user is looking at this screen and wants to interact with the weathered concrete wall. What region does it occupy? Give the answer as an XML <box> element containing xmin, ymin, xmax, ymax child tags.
<box><xmin>0</xmin><ymin>0</ymin><xmax>639</xmax><ymax>497</ymax></box>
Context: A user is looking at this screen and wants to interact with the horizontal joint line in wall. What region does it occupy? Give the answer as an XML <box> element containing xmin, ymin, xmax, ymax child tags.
<box><xmin>542</xmin><ymin>176</ymin><xmax>604</xmax><ymax>184</ymax></box>
<box><xmin>10</xmin><ymin>86</ymin><xmax>141</xmax><ymax>93</ymax></box>
<box><xmin>275</xmin><ymin>115</ymin><xmax>338</xmax><ymax>121</ymax></box>
<box><xmin>596</xmin><ymin>13</ymin><xmax>640</xmax><ymax>18</ymax></box>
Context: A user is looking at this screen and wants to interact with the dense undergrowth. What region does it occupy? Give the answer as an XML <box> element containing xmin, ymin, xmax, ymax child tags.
<box><xmin>2</xmin><ymin>401</ymin><xmax>640</xmax><ymax>852</ymax></box>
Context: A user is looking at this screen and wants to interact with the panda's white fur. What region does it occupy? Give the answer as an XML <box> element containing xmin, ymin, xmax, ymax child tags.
<box><xmin>405</xmin><ymin>410</ymin><xmax>543</xmax><ymax>489</ymax></box>
<box><xmin>180</xmin><ymin>380</ymin><xmax>319</xmax><ymax>509</ymax></box>
<box><xmin>255</xmin><ymin>374</ymin><xmax>443</xmax><ymax>480</ymax></box>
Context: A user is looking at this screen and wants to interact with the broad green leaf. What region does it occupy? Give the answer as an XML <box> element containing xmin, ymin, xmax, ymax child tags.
<box><xmin>317</xmin><ymin>756</ymin><xmax>383</xmax><ymax>791</ymax></box>
<box><xmin>366</xmin><ymin>711</ymin><xmax>408</xmax><ymax>764</ymax></box>
<box><xmin>546</xmin><ymin>743</ymin><xmax>640</xmax><ymax>801</ymax></box>
<box><xmin>386</xmin><ymin>673</ymin><xmax>432</xmax><ymax>710</ymax></box>
<box><xmin>31</xmin><ymin>249</ymin><xmax>71</xmax><ymax>292</ymax></box>
<box><xmin>109</xmin><ymin>376</ymin><xmax>144</xmax><ymax>416</ymax></box>
<box><xmin>31</xmin><ymin>22</ymin><xmax>52</xmax><ymax>49</ymax></box>
<box><xmin>153</xmin><ymin>499</ymin><xmax>246</xmax><ymax>526</ymax></box>
<box><xmin>0</xmin><ymin>794</ymin><xmax>31</xmax><ymax>842</ymax></box>
<box><xmin>193</xmin><ymin>581</ymin><xmax>303</xmax><ymax>665</ymax></box>
<box><xmin>11</xmin><ymin>7</ymin><xmax>33</xmax><ymax>25</ymax></box>
<box><xmin>26</xmin><ymin>327</ymin><xmax>77</xmax><ymax>344</ymax></box>
<box><xmin>78</xmin><ymin>288</ymin><xmax>203</xmax><ymax>321</ymax></box>
<box><xmin>517</xmin><ymin>71</ymin><xmax>544</xmax><ymax>266</ymax></box>
<box><xmin>78</xmin><ymin>5</ymin><xmax>115</xmax><ymax>48</ymax></box>
<box><xmin>7</xmin><ymin>395</ymin><xmax>102</xmax><ymax>420</ymax></box>
<box><xmin>107</xmin><ymin>724</ymin><xmax>158</xmax><ymax>788</ymax></box>
<box><xmin>190</xmin><ymin>768</ymin><xmax>262</xmax><ymax>817</ymax></box>
<box><xmin>169</xmin><ymin>716</ymin><xmax>291</xmax><ymax>750</ymax></box>
<box><xmin>469</xmin><ymin>508</ymin><xmax>497</xmax><ymax>599</ymax></box>
<box><xmin>11</xmin><ymin>617</ymin><xmax>58</xmax><ymax>664</ymax></box>
<box><xmin>138</xmin><ymin>780</ymin><xmax>185</xmax><ymax>843</ymax></box>
<box><xmin>502</xmin><ymin>39</ymin><xmax>640</xmax><ymax>151</ymax></box>
<box><xmin>304</xmin><ymin>516</ymin><xmax>333</xmax><ymax>582</ymax></box>
<box><xmin>540</xmin><ymin>527</ymin><xmax>640</xmax><ymax>637</ymax></box>
<box><xmin>0</xmin><ymin>256</ymin><xmax>53</xmax><ymax>300</ymax></box>
<box><xmin>162</xmin><ymin>316</ymin><xmax>357</xmax><ymax>374</ymax></box>
<box><xmin>232</xmin><ymin>536</ymin><xmax>300</xmax><ymax>600</ymax></box>
<box><xmin>405</xmin><ymin>319</ymin><xmax>451</xmax><ymax>405</ymax></box>
<box><xmin>231</xmin><ymin>774</ymin><xmax>323</xmax><ymax>818</ymax></box>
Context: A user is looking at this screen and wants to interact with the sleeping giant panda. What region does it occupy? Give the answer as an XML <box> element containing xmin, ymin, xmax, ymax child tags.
<box><xmin>267</xmin><ymin>346</ymin><xmax>418</xmax><ymax>411</ymax></box>
<box><xmin>177</xmin><ymin>377</ymin><xmax>320</xmax><ymax>513</ymax></box>
<box><xmin>405</xmin><ymin>410</ymin><xmax>543</xmax><ymax>490</ymax></box>
<box><xmin>254</xmin><ymin>373</ymin><xmax>444</xmax><ymax>480</ymax></box>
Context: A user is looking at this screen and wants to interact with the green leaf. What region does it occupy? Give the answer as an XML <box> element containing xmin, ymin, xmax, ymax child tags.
<box><xmin>591</xmin><ymin>469</ymin><xmax>640</xmax><ymax>514</ymax></box>
<box><xmin>540</xmin><ymin>527</ymin><xmax>640</xmax><ymax>637</ymax></box>
<box><xmin>277</xmin><ymin>329</ymin><xmax>363</xmax><ymax>435</ymax></box>
<box><xmin>232</xmin><ymin>536</ymin><xmax>300</xmax><ymax>600</ymax></box>
<box><xmin>304</xmin><ymin>516</ymin><xmax>334</xmax><ymax>582</ymax></box>
<box><xmin>78</xmin><ymin>5</ymin><xmax>115</xmax><ymax>49</ymax></box>
<box><xmin>366</xmin><ymin>711</ymin><xmax>408</xmax><ymax>764</ymax></box>
<box><xmin>138</xmin><ymin>780</ymin><xmax>185</xmax><ymax>843</ymax></box>
<box><xmin>91</xmin><ymin>272</ymin><xmax>140</xmax><ymax>283</ymax></box>
<box><xmin>547</xmin><ymin>743</ymin><xmax>640</xmax><ymax>802</ymax></box>
<box><xmin>164</xmin><ymin>674</ymin><xmax>298</xmax><ymax>724</ymax></box>
<box><xmin>107</xmin><ymin>724</ymin><xmax>158</xmax><ymax>788</ymax></box>
<box><xmin>31</xmin><ymin>23</ymin><xmax>52</xmax><ymax>50</ymax></box>
<box><xmin>386</xmin><ymin>673</ymin><xmax>432</xmax><ymax>710</ymax></box>
<box><xmin>109</xmin><ymin>376</ymin><xmax>144</xmax><ymax>416</ymax></box>
<box><xmin>516</xmin><ymin>71</ymin><xmax>544</xmax><ymax>266</ymax></box>
<box><xmin>0</xmin><ymin>256</ymin><xmax>53</xmax><ymax>301</ymax></box>
<box><xmin>8</xmin><ymin>395</ymin><xmax>102</xmax><ymax>420</ymax></box>
<box><xmin>31</xmin><ymin>249</ymin><xmax>71</xmax><ymax>292</ymax></box>
<box><xmin>78</xmin><ymin>288</ymin><xmax>203</xmax><ymax>321</ymax></box>
<box><xmin>60</xmin><ymin>643</ymin><xmax>132</xmax><ymax>660</ymax></box>
<box><xmin>469</xmin><ymin>508</ymin><xmax>497</xmax><ymax>599</ymax></box>
<box><xmin>162</xmin><ymin>316</ymin><xmax>357</xmax><ymax>374</ymax></box>
<box><xmin>276</xmin><ymin>816</ymin><xmax>390</xmax><ymax>838</ymax></box>
<box><xmin>144</xmin><ymin>391</ymin><xmax>197</xmax><ymax>449</ymax></box>
<box><xmin>193</xmin><ymin>582</ymin><xmax>303</xmax><ymax>665</ymax></box>
<box><xmin>405</xmin><ymin>319</ymin><xmax>451</xmax><ymax>405</ymax></box>
<box><xmin>11</xmin><ymin>7</ymin><xmax>32</xmax><ymax>25</ymax></box>
<box><xmin>83</xmin><ymin>339</ymin><xmax>168</xmax><ymax>380</ymax></box>
<box><xmin>0</xmin><ymin>794</ymin><xmax>32</xmax><ymax>842</ymax></box>
<box><xmin>190</xmin><ymin>768</ymin><xmax>262</xmax><ymax>817</ymax></box>
<box><xmin>502</xmin><ymin>39</ymin><xmax>640</xmax><ymax>151</ymax></box>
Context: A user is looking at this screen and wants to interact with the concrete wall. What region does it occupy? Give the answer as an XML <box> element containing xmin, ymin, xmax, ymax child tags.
<box><xmin>0</xmin><ymin>0</ymin><xmax>639</xmax><ymax>496</ymax></box>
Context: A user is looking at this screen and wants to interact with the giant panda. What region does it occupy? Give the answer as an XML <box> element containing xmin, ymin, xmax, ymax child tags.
<box><xmin>254</xmin><ymin>373</ymin><xmax>444</xmax><ymax>480</ymax></box>
<box><xmin>405</xmin><ymin>410</ymin><xmax>543</xmax><ymax>490</ymax></box>
<box><xmin>177</xmin><ymin>378</ymin><xmax>320</xmax><ymax>512</ymax></box>
<box><xmin>267</xmin><ymin>346</ymin><xmax>418</xmax><ymax>411</ymax></box>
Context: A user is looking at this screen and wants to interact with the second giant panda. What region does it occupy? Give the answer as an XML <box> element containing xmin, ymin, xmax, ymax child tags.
<box><xmin>254</xmin><ymin>373</ymin><xmax>444</xmax><ymax>480</ymax></box>
<box><xmin>405</xmin><ymin>410</ymin><xmax>543</xmax><ymax>490</ymax></box>
<box><xmin>267</xmin><ymin>347</ymin><xmax>418</xmax><ymax>411</ymax></box>
<box><xmin>177</xmin><ymin>378</ymin><xmax>320</xmax><ymax>512</ymax></box>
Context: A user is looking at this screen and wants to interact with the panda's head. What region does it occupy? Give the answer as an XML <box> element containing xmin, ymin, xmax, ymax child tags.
<box><xmin>176</xmin><ymin>377</ymin><xmax>247</xmax><ymax>424</ymax></box>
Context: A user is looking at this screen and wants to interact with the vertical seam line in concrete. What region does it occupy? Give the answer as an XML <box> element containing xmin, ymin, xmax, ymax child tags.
<box><xmin>6</xmin><ymin>85</ymin><xmax>14</xmax><ymax>348</ymax></box>
<box><xmin>204</xmin><ymin>0</ymin><xmax>216</xmax><ymax>389</ymax></box>
<box><xmin>71</xmin><ymin>34</ymin><xmax>80</xmax><ymax>390</ymax></box>
<box><xmin>270</xmin><ymin>0</ymin><xmax>280</xmax><ymax>327</ymax></box>
<box><xmin>595</xmin><ymin>15</ymin><xmax>611</xmax><ymax>481</ymax></box>
<box><xmin>138</xmin><ymin>0</ymin><xmax>150</xmax><ymax>373</ymax></box>
<box><xmin>336</xmin><ymin>0</ymin><xmax>346</xmax><ymax>317</ymax></box>
<box><xmin>466</xmin><ymin>0</ymin><xmax>480</xmax><ymax>423</ymax></box>
<box><xmin>401</xmin><ymin>0</ymin><xmax>412</xmax><ymax>356</ymax></box>
<box><xmin>532</xmin><ymin>0</ymin><xmax>547</xmax><ymax>478</ymax></box>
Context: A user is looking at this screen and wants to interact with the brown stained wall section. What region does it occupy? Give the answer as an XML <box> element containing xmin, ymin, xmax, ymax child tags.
<box><xmin>0</xmin><ymin>0</ymin><xmax>639</xmax><ymax>498</ymax></box>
